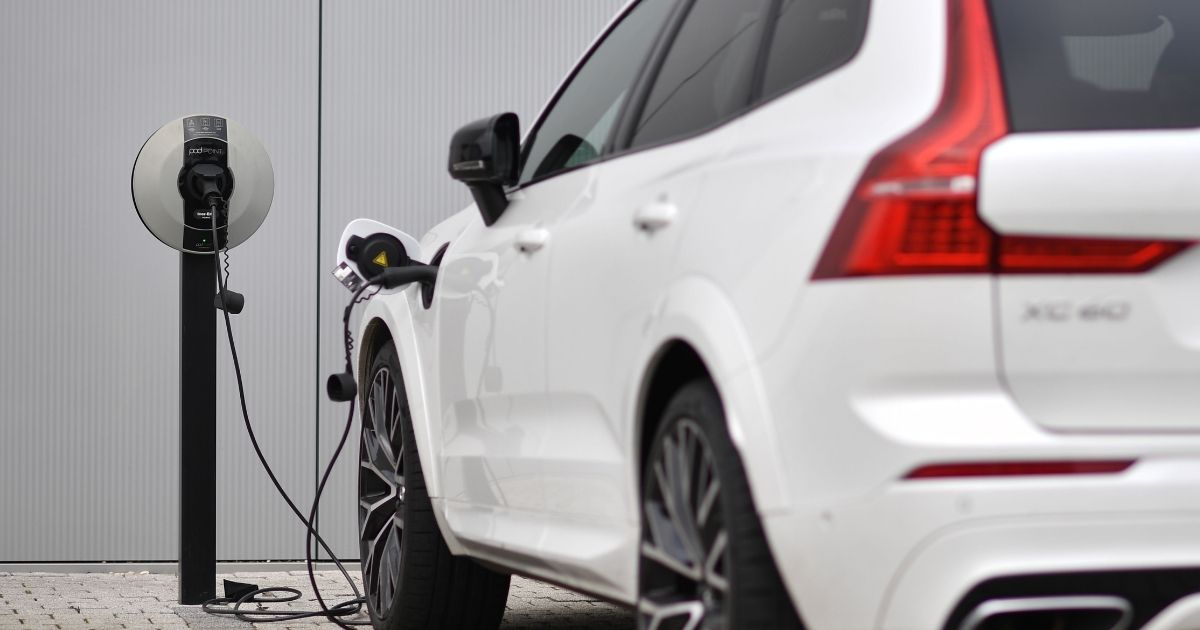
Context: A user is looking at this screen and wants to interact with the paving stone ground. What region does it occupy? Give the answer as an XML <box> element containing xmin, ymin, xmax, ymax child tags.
<box><xmin>0</xmin><ymin>571</ymin><xmax>635</xmax><ymax>629</ymax></box>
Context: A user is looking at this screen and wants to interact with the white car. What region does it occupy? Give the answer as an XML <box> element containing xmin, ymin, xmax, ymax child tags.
<box><xmin>336</xmin><ymin>0</ymin><xmax>1200</xmax><ymax>628</ymax></box>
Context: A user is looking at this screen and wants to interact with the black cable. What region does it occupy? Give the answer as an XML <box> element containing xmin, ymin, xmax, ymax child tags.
<box><xmin>202</xmin><ymin>587</ymin><xmax>363</xmax><ymax>623</ymax></box>
<box><xmin>305</xmin><ymin>337</ymin><xmax>364</xmax><ymax>628</ymax></box>
<box><xmin>202</xmin><ymin>197</ymin><xmax>369</xmax><ymax>627</ymax></box>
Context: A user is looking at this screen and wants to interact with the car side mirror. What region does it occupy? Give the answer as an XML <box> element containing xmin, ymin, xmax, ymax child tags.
<box><xmin>448</xmin><ymin>112</ymin><xmax>519</xmax><ymax>226</ymax></box>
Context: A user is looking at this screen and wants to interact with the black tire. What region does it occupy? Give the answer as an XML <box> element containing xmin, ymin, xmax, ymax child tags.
<box><xmin>638</xmin><ymin>380</ymin><xmax>804</xmax><ymax>630</ymax></box>
<box><xmin>359</xmin><ymin>341</ymin><xmax>511</xmax><ymax>630</ymax></box>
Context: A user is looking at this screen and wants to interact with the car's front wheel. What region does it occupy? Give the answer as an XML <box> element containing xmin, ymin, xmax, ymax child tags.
<box><xmin>359</xmin><ymin>341</ymin><xmax>511</xmax><ymax>630</ymax></box>
<box><xmin>638</xmin><ymin>380</ymin><xmax>804</xmax><ymax>630</ymax></box>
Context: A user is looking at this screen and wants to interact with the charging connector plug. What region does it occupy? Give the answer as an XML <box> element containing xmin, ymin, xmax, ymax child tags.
<box><xmin>180</xmin><ymin>163</ymin><xmax>233</xmax><ymax>204</ymax></box>
<box><xmin>215</xmin><ymin>289</ymin><xmax>244</xmax><ymax>314</ymax></box>
<box><xmin>326</xmin><ymin>372</ymin><xmax>357</xmax><ymax>403</ymax></box>
<box><xmin>377</xmin><ymin>265</ymin><xmax>438</xmax><ymax>289</ymax></box>
<box><xmin>324</xmin><ymin>264</ymin><xmax>440</xmax><ymax>403</ymax></box>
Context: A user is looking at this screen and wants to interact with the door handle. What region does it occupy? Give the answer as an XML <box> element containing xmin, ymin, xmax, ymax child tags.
<box><xmin>514</xmin><ymin>227</ymin><xmax>550</xmax><ymax>253</ymax></box>
<box><xmin>634</xmin><ymin>201</ymin><xmax>678</xmax><ymax>233</ymax></box>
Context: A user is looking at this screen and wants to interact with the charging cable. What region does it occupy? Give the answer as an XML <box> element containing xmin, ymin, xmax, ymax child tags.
<box><xmin>196</xmin><ymin>191</ymin><xmax>439</xmax><ymax>627</ymax></box>
<box><xmin>200</xmin><ymin>195</ymin><xmax>367</xmax><ymax>628</ymax></box>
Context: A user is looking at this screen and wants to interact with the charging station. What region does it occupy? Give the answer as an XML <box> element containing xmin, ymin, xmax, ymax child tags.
<box><xmin>132</xmin><ymin>115</ymin><xmax>274</xmax><ymax>604</ymax></box>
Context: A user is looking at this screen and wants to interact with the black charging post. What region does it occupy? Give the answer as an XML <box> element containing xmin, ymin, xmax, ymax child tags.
<box><xmin>179</xmin><ymin>252</ymin><xmax>218</xmax><ymax>604</ymax></box>
<box><xmin>132</xmin><ymin>114</ymin><xmax>272</xmax><ymax>606</ymax></box>
<box><xmin>174</xmin><ymin>123</ymin><xmax>234</xmax><ymax>605</ymax></box>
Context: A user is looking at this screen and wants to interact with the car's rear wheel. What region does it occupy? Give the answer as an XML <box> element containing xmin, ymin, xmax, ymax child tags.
<box><xmin>359</xmin><ymin>341</ymin><xmax>511</xmax><ymax>630</ymax></box>
<box><xmin>638</xmin><ymin>380</ymin><xmax>804</xmax><ymax>630</ymax></box>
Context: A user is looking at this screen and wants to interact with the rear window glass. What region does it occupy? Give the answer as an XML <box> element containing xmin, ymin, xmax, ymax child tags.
<box><xmin>760</xmin><ymin>0</ymin><xmax>871</xmax><ymax>101</ymax></box>
<box><xmin>989</xmin><ymin>0</ymin><xmax>1200</xmax><ymax>131</ymax></box>
<box><xmin>629</xmin><ymin>0</ymin><xmax>772</xmax><ymax>149</ymax></box>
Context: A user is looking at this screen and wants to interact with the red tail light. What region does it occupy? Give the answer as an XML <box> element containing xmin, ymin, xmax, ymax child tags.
<box><xmin>811</xmin><ymin>0</ymin><xmax>1190</xmax><ymax>280</ymax></box>
<box><xmin>998</xmin><ymin>237</ymin><xmax>1189</xmax><ymax>274</ymax></box>
<box><xmin>904</xmin><ymin>460</ymin><xmax>1135</xmax><ymax>480</ymax></box>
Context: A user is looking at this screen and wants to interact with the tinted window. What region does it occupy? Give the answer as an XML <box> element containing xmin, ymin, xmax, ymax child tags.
<box><xmin>518</xmin><ymin>0</ymin><xmax>677</xmax><ymax>185</ymax></box>
<box><xmin>990</xmin><ymin>0</ymin><xmax>1200</xmax><ymax>131</ymax></box>
<box><xmin>629</xmin><ymin>0</ymin><xmax>772</xmax><ymax>149</ymax></box>
<box><xmin>760</xmin><ymin>0</ymin><xmax>870</xmax><ymax>100</ymax></box>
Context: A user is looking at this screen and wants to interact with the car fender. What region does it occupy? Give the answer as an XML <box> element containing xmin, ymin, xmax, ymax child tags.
<box><xmin>356</xmin><ymin>285</ymin><xmax>445</xmax><ymax>499</ymax></box>
<box><xmin>351</xmin><ymin>207</ymin><xmax>477</xmax><ymax>502</ymax></box>
<box><xmin>639</xmin><ymin>274</ymin><xmax>789</xmax><ymax>514</ymax></box>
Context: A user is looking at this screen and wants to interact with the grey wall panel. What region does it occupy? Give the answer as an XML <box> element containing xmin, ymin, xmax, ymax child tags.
<box><xmin>0</xmin><ymin>0</ymin><xmax>625</xmax><ymax>563</ymax></box>
<box><xmin>0</xmin><ymin>1</ymin><xmax>318</xmax><ymax>561</ymax></box>
<box><xmin>317</xmin><ymin>1</ymin><xmax>626</xmax><ymax>558</ymax></box>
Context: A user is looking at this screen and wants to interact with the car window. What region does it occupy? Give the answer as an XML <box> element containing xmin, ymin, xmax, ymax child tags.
<box><xmin>760</xmin><ymin>0</ymin><xmax>870</xmax><ymax>101</ymax></box>
<box><xmin>989</xmin><ymin>0</ymin><xmax>1200</xmax><ymax>131</ymax></box>
<box><xmin>628</xmin><ymin>0</ymin><xmax>772</xmax><ymax>149</ymax></box>
<box><xmin>518</xmin><ymin>0</ymin><xmax>678</xmax><ymax>185</ymax></box>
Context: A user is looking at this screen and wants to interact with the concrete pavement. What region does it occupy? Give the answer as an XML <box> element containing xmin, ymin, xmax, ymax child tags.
<box><xmin>0</xmin><ymin>571</ymin><xmax>635</xmax><ymax>629</ymax></box>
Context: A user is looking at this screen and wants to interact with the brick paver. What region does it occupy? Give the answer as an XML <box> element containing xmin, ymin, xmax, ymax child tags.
<box><xmin>0</xmin><ymin>571</ymin><xmax>635</xmax><ymax>629</ymax></box>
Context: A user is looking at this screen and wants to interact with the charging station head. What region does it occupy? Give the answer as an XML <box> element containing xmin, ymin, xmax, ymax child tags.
<box><xmin>132</xmin><ymin>115</ymin><xmax>274</xmax><ymax>254</ymax></box>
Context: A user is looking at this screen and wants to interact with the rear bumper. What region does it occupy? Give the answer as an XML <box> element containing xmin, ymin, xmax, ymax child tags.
<box><xmin>884</xmin><ymin>513</ymin><xmax>1200</xmax><ymax>629</ymax></box>
<box><xmin>761</xmin><ymin>458</ymin><xmax>1200</xmax><ymax>629</ymax></box>
<box><xmin>734</xmin><ymin>278</ymin><xmax>1200</xmax><ymax>628</ymax></box>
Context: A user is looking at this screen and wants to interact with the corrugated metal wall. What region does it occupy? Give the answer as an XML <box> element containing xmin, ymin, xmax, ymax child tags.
<box><xmin>0</xmin><ymin>0</ymin><xmax>622</xmax><ymax>562</ymax></box>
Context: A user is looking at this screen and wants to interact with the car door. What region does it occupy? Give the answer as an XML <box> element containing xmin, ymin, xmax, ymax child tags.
<box><xmin>538</xmin><ymin>0</ymin><xmax>773</xmax><ymax>581</ymax></box>
<box><xmin>435</xmin><ymin>0</ymin><xmax>680</xmax><ymax>554</ymax></box>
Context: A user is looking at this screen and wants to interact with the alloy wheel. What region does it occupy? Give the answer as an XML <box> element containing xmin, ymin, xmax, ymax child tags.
<box><xmin>639</xmin><ymin>418</ymin><xmax>731</xmax><ymax>630</ymax></box>
<box><xmin>358</xmin><ymin>365</ymin><xmax>407</xmax><ymax>616</ymax></box>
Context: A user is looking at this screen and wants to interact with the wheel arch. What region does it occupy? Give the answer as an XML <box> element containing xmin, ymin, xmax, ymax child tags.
<box><xmin>636</xmin><ymin>340</ymin><xmax>714</xmax><ymax>470</ymax></box>
<box><xmin>634</xmin><ymin>276</ymin><xmax>790</xmax><ymax>514</ymax></box>
<box><xmin>356</xmin><ymin>294</ymin><xmax>444</xmax><ymax>500</ymax></box>
<box><xmin>632</xmin><ymin>279</ymin><xmax>805</xmax><ymax>626</ymax></box>
<box><xmin>357</xmin><ymin>317</ymin><xmax>393</xmax><ymax>385</ymax></box>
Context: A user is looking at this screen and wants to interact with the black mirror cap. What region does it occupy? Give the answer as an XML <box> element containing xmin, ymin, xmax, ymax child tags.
<box><xmin>448</xmin><ymin>113</ymin><xmax>519</xmax><ymax>226</ymax></box>
<box><xmin>448</xmin><ymin>112</ymin><xmax>519</xmax><ymax>186</ymax></box>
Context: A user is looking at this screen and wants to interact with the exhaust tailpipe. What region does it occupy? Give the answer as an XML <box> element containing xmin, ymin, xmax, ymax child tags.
<box><xmin>960</xmin><ymin>595</ymin><xmax>1133</xmax><ymax>630</ymax></box>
